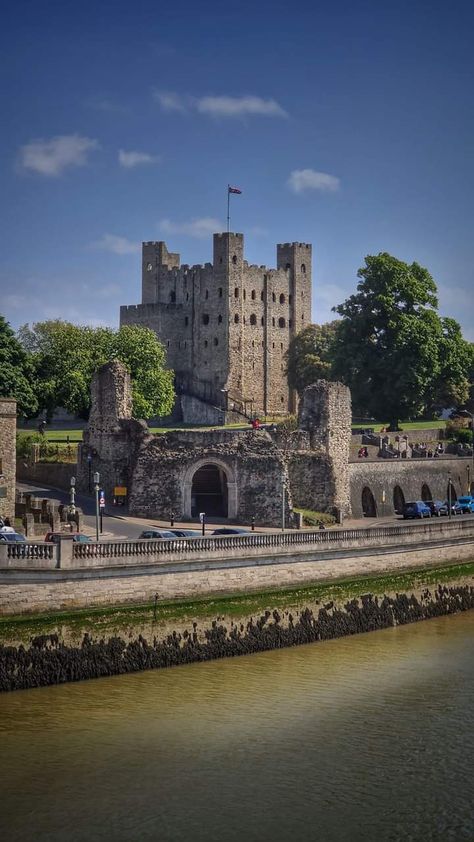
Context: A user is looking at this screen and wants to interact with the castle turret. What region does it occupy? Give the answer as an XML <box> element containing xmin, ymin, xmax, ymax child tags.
<box><xmin>142</xmin><ymin>241</ymin><xmax>181</xmax><ymax>304</ymax></box>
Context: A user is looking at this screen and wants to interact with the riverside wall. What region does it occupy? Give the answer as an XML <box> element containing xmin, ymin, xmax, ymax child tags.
<box><xmin>1</xmin><ymin>519</ymin><xmax>474</xmax><ymax>616</ymax></box>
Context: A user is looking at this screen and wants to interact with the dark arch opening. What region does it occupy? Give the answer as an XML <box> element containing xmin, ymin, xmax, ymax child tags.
<box><xmin>169</xmin><ymin>290</ymin><xmax>176</xmax><ymax>303</ymax></box>
<box><xmin>191</xmin><ymin>464</ymin><xmax>228</xmax><ymax>518</ymax></box>
<box><xmin>421</xmin><ymin>483</ymin><xmax>432</xmax><ymax>502</ymax></box>
<box><xmin>250</xmin><ymin>313</ymin><xmax>257</xmax><ymax>325</ymax></box>
<box><xmin>447</xmin><ymin>481</ymin><xmax>457</xmax><ymax>501</ymax></box>
<box><xmin>393</xmin><ymin>485</ymin><xmax>405</xmax><ymax>514</ymax></box>
<box><xmin>362</xmin><ymin>486</ymin><xmax>377</xmax><ymax>517</ymax></box>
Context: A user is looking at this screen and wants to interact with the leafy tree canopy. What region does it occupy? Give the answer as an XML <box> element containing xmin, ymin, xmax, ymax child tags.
<box><xmin>0</xmin><ymin>314</ymin><xmax>38</xmax><ymax>417</ymax></box>
<box><xmin>18</xmin><ymin>320</ymin><xmax>175</xmax><ymax>420</ymax></box>
<box><xmin>285</xmin><ymin>322</ymin><xmax>339</xmax><ymax>395</ymax></box>
<box><xmin>331</xmin><ymin>253</ymin><xmax>473</xmax><ymax>429</ymax></box>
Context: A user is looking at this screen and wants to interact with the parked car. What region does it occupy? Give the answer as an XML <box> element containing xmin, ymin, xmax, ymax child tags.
<box><xmin>169</xmin><ymin>529</ymin><xmax>202</xmax><ymax>538</ymax></box>
<box><xmin>0</xmin><ymin>532</ymin><xmax>26</xmax><ymax>543</ymax></box>
<box><xmin>212</xmin><ymin>527</ymin><xmax>252</xmax><ymax>535</ymax></box>
<box><xmin>138</xmin><ymin>529</ymin><xmax>177</xmax><ymax>540</ymax></box>
<box><xmin>438</xmin><ymin>501</ymin><xmax>463</xmax><ymax>516</ymax></box>
<box><xmin>424</xmin><ymin>500</ymin><xmax>445</xmax><ymax>517</ymax></box>
<box><xmin>402</xmin><ymin>501</ymin><xmax>432</xmax><ymax>519</ymax></box>
<box><xmin>457</xmin><ymin>495</ymin><xmax>474</xmax><ymax>514</ymax></box>
<box><xmin>44</xmin><ymin>532</ymin><xmax>92</xmax><ymax>543</ymax></box>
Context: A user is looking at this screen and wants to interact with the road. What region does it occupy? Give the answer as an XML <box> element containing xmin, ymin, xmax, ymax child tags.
<box><xmin>16</xmin><ymin>481</ymin><xmax>474</xmax><ymax>541</ymax></box>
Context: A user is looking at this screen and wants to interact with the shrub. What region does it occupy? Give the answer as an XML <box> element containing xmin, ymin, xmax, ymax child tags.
<box><xmin>294</xmin><ymin>508</ymin><xmax>336</xmax><ymax>527</ymax></box>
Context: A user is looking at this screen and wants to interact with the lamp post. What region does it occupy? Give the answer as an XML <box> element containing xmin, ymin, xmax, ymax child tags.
<box><xmin>448</xmin><ymin>472</ymin><xmax>452</xmax><ymax>520</ymax></box>
<box><xmin>93</xmin><ymin>471</ymin><xmax>100</xmax><ymax>541</ymax></box>
<box><xmin>456</xmin><ymin>409</ymin><xmax>474</xmax><ymax>494</ymax></box>
<box><xmin>69</xmin><ymin>476</ymin><xmax>76</xmax><ymax>516</ymax></box>
<box><xmin>281</xmin><ymin>478</ymin><xmax>286</xmax><ymax>532</ymax></box>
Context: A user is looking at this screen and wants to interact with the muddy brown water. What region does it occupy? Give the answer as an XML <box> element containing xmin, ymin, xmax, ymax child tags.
<box><xmin>1</xmin><ymin>610</ymin><xmax>473</xmax><ymax>841</ymax></box>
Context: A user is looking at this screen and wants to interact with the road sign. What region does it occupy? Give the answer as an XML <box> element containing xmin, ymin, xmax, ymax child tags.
<box><xmin>99</xmin><ymin>490</ymin><xmax>106</xmax><ymax>509</ymax></box>
<box><xmin>114</xmin><ymin>486</ymin><xmax>127</xmax><ymax>497</ymax></box>
<box><xmin>199</xmin><ymin>512</ymin><xmax>205</xmax><ymax>523</ymax></box>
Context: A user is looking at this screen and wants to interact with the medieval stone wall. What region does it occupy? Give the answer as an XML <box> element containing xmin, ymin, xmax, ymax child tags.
<box><xmin>0</xmin><ymin>399</ymin><xmax>16</xmax><ymax>522</ymax></box>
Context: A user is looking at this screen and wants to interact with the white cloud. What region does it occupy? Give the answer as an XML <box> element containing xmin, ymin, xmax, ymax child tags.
<box><xmin>288</xmin><ymin>169</ymin><xmax>340</xmax><ymax>194</ymax></box>
<box><xmin>118</xmin><ymin>149</ymin><xmax>160</xmax><ymax>168</ymax></box>
<box><xmin>159</xmin><ymin>217</ymin><xmax>223</xmax><ymax>238</ymax></box>
<box><xmin>19</xmin><ymin>134</ymin><xmax>99</xmax><ymax>176</ymax></box>
<box><xmin>94</xmin><ymin>234</ymin><xmax>140</xmax><ymax>255</ymax></box>
<box><xmin>153</xmin><ymin>90</ymin><xmax>187</xmax><ymax>112</ymax></box>
<box><xmin>196</xmin><ymin>95</ymin><xmax>287</xmax><ymax>118</ymax></box>
<box><xmin>153</xmin><ymin>90</ymin><xmax>287</xmax><ymax>118</ymax></box>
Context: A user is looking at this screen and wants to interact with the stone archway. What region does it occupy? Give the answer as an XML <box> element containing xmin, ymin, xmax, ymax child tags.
<box><xmin>421</xmin><ymin>483</ymin><xmax>432</xmax><ymax>502</ymax></box>
<box><xmin>393</xmin><ymin>485</ymin><xmax>405</xmax><ymax>514</ymax></box>
<box><xmin>183</xmin><ymin>459</ymin><xmax>237</xmax><ymax>520</ymax></box>
<box><xmin>362</xmin><ymin>486</ymin><xmax>377</xmax><ymax>517</ymax></box>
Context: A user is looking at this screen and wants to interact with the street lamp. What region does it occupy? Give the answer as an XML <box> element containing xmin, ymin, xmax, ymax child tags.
<box><xmin>93</xmin><ymin>471</ymin><xmax>100</xmax><ymax>542</ymax></box>
<box><xmin>281</xmin><ymin>478</ymin><xmax>286</xmax><ymax>532</ymax></box>
<box><xmin>448</xmin><ymin>472</ymin><xmax>452</xmax><ymax>520</ymax></box>
<box><xmin>455</xmin><ymin>409</ymin><xmax>474</xmax><ymax>494</ymax></box>
<box><xmin>69</xmin><ymin>476</ymin><xmax>76</xmax><ymax>517</ymax></box>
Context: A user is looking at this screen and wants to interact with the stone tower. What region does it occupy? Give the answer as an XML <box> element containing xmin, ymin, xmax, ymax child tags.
<box><xmin>0</xmin><ymin>398</ymin><xmax>17</xmax><ymax>523</ymax></box>
<box><xmin>298</xmin><ymin>380</ymin><xmax>352</xmax><ymax>516</ymax></box>
<box><xmin>120</xmin><ymin>232</ymin><xmax>313</xmax><ymax>422</ymax></box>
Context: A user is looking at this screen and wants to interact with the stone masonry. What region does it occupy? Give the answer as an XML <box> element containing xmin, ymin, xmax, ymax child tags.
<box><xmin>78</xmin><ymin>364</ymin><xmax>350</xmax><ymax>526</ymax></box>
<box><xmin>0</xmin><ymin>398</ymin><xmax>17</xmax><ymax>523</ymax></box>
<box><xmin>120</xmin><ymin>232</ymin><xmax>312</xmax><ymax>421</ymax></box>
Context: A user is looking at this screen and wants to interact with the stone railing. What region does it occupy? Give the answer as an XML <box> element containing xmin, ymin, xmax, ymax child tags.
<box><xmin>1</xmin><ymin>517</ymin><xmax>473</xmax><ymax>572</ymax></box>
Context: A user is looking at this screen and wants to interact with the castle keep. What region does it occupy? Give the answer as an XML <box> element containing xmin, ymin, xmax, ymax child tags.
<box><xmin>120</xmin><ymin>233</ymin><xmax>312</xmax><ymax>421</ymax></box>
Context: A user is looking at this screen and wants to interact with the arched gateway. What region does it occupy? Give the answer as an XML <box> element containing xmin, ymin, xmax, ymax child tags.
<box><xmin>183</xmin><ymin>459</ymin><xmax>237</xmax><ymax>520</ymax></box>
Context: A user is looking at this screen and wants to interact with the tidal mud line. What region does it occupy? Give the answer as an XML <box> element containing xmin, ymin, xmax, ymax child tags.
<box><xmin>1</xmin><ymin>584</ymin><xmax>473</xmax><ymax>692</ymax></box>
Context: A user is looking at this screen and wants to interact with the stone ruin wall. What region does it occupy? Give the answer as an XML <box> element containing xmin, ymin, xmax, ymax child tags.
<box><xmin>0</xmin><ymin>398</ymin><xmax>17</xmax><ymax>523</ymax></box>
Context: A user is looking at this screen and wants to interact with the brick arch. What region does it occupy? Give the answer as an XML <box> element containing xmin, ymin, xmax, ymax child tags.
<box><xmin>362</xmin><ymin>486</ymin><xmax>377</xmax><ymax>517</ymax></box>
<box><xmin>183</xmin><ymin>458</ymin><xmax>237</xmax><ymax>519</ymax></box>
<box><xmin>421</xmin><ymin>483</ymin><xmax>432</xmax><ymax>502</ymax></box>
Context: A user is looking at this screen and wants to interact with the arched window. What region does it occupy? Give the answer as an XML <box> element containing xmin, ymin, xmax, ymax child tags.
<box><xmin>261</xmin><ymin>317</ymin><xmax>264</xmax><ymax>326</ymax></box>
<box><xmin>202</xmin><ymin>314</ymin><xmax>209</xmax><ymax>325</ymax></box>
<box><xmin>289</xmin><ymin>319</ymin><xmax>292</xmax><ymax>328</ymax></box>
<box><xmin>218</xmin><ymin>314</ymin><xmax>223</xmax><ymax>323</ymax></box>
<box><xmin>251</xmin><ymin>290</ymin><xmax>256</xmax><ymax>300</ymax></box>
<box><xmin>214</xmin><ymin>337</ymin><xmax>218</xmax><ymax>346</ymax></box>
<box><xmin>218</xmin><ymin>287</ymin><xmax>223</xmax><ymax>297</ymax></box>
<box><xmin>186</xmin><ymin>292</ymin><xmax>189</xmax><ymax>301</ymax></box>
<box><xmin>289</xmin><ymin>294</ymin><xmax>292</xmax><ymax>304</ymax></box>
<box><xmin>234</xmin><ymin>288</ymin><xmax>239</xmax><ymax>298</ymax></box>
<box><xmin>393</xmin><ymin>485</ymin><xmax>405</xmax><ymax>514</ymax></box>
<box><xmin>362</xmin><ymin>487</ymin><xmax>377</xmax><ymax>517</ymax></box>
<box><xmin>167</xmin><ymin>340</ymin><xmax>170</xmax><ymax>347</ymax></box>
<box><xmin>205</xmin><ymin>289</ymin><xmax>209</xmax><ymax>299</ymax></box>
<box><xmin>272</xmin><ymin>318</ymin><xmax>275</xmax><ymax>327</ymax></box>
<box><xmin>421</xmin><ymin>483</ymin><xmax>432</xmax><ymax>502</ymax></box>
<box><xmin>286</xmin><ymin>262</ymin><xmax>291</xmax><ymax>270</ymax></box>
<box><xmin>204</xmin><ymin>340</ymin><xmax>208</xmax><ymax>348</ymax></box>
<box><xmin>184</xmin><ymin>316</ymin><xmax>189</xmax><ymax>326</ymax></box>
<box><xmin>279</xmin><ymin>293</ymin><xmax>285</xmax><ymax>304</ymax></box>
<box><xmin>232</xmin><ymin>255</ymin><xmax>237</xmax><ymax>264</ymax></box>
<box><xmin>252</xmin><ymin>341</ymin><xmax>255</xmax><ymax>348</ymax></box>
<box><xmin>301</xmin><ymin>263</ymin><xmax>306</xmax><ymax>274</ymax></box>
<box><xmin>278</xmin><ymin>317</ymin><xmax>286</xmax><ymax>328</ymax></box>
<box><xmin>250</xmin><ymin>313</ymin><xmax>257</xmax><ymax>325</ymax></box>
<box><xmin>272</xmin><ymin>292</ymin><xmax>276</xmax><ymax>302</ymax></box>
<box><xmin>234</xmin><ymin>314</ymin><xmax>239</xmax><ymax>323</ymax></box>
<box><xmin>170</xmin><ymin>290</ymin><xmax>176</xmax><ymax>303</ymax></box>
<box><xmin>261</xmin><ymin>291</ymin><xmax>264</xmax><ymax>301</ymax></box>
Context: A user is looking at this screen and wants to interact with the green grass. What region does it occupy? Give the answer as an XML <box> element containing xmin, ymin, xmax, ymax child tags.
<box><xmin>18</xmin><ymin>418</ymin><xmax>446</xmax><ymax>441</ymax></box>
<box><xmin>352</xmin><ymin>420</ymin><xmax>446</xmax><ymax>431</ymax></box>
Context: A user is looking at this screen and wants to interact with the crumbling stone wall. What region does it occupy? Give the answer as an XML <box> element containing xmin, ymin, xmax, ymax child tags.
<box><xmin>297</xmin><ymin>381</ymin><xmax>352</xmax><ymax>516</ymax></box>
<box><xmin>0</xmin><ymin>399</ymin><xmax>16</xmax><ymax>522</ymax></box>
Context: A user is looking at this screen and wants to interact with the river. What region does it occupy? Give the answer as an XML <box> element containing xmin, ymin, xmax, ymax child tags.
<box><xmin>1</xmin><ymin>611</ymin><xmax>473</xmax><ymax>841</ymax></box>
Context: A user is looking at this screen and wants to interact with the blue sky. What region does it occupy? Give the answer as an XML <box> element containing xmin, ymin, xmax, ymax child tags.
<box><xmin>1</xmin><ymin>0</ymin><xmax>473</xmax><ymax>339</ymax></box>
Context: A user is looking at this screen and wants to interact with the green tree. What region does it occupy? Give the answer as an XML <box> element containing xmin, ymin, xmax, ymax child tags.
<box><xmin>18</xmin><ymin>320</ymin><xmax>175</xmax><ymax>420</ymax></box>
<box><xmin>285</xmin><ymin>322</ymin><xmax>339</xmax><ymax>395</ymax></box>
<box><xmin>331</xmin><ymin>253</ymin><xmax>471</xmax><ymax>429</ymax></box>
<box><xmin>0</xmin><ymin>314</ymin><xmax>38</xmax><ymax>417</ymax></box>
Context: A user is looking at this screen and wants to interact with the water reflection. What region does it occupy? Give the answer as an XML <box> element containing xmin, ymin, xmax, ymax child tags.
<box><xmin>1</xmin><ymin>612</ymin><xmax>473</xmax><ymax>841</ymax></box>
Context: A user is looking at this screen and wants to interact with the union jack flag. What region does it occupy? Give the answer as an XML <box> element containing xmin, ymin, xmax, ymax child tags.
<box><xmin>228</xmin><ymin>186</ymin><xmax>242</xmax><ymax>194</ymax></box>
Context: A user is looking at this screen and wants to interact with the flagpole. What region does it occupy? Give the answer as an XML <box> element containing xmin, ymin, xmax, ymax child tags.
<box><xmin>227</xmin><ymin>184</ymin><xmax>230</xmax><ymax>234</ymax></box>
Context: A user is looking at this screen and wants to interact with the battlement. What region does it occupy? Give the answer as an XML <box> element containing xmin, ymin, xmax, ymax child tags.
<box><xmin>277</xmin><ymin>242</ymin><xmax>311</xmax><ymax>249</ymax></box>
